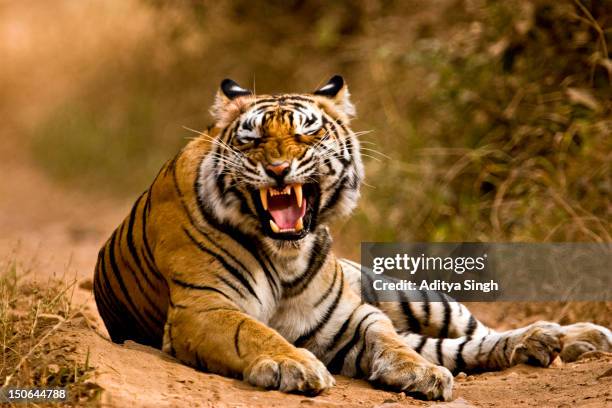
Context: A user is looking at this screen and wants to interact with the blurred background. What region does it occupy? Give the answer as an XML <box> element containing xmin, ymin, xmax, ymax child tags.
<box><xmin>1</xmin><ymin>0</ymin><xmax>610</xmax><ymax>257</ymax></box>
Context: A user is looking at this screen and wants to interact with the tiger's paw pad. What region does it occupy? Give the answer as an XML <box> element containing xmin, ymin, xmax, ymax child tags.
<box><xmin>510</xmin><ymin>322</ymin><xmax>562</xmax><ymax>367</ymax></box>
<box><xmin>370</xmin><ymin>355</ymin><xmax>453</xmax><ymax>401</ymax></box>
<box><xmin>560</xmin><ymin>323</ymin><xmax>612</xmax><ymax>362</ymax></box>
<box><xmin>244</xmin><ymin>348</ymin><xmax>335</xmax><ymax>395</ymax></box>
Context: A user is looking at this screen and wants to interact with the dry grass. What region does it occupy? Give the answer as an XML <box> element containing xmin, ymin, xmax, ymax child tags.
<box><xmin>0</xmin><ymin>254</ymin><xmax>102</xmax><ymax>406</ymax></box>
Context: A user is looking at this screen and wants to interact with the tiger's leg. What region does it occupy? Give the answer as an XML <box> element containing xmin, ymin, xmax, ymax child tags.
<box><xmin>374</xmin><ymin>296</ymin><xmax>492</xmax><ymax>339</ymax></box>
<box><xmin>340</xmin><ymin>260</ymin><xmax>611</xmax><ymax>369</ymax></box>
<box><xmin>302</xmin><ymin>287</ymin><xmax>454</xmax><ymax>401</ymax></box>
<box><xmin>399</xmin><ymin>320</ymin><xmax>612</xmax><ymax>373</ymax></box>
<box><xmin>163</xmin><ymin>289</ymin><xmax>335</xmax><ymax>394</ymax></box>
<box><xmin>398</xmin><ymin>321</ymin><xmax>562</xmax><ymax>373</ymax></box>
<box><xmin>341</xmin><ymin>259</ymin><xmax>493</xmax><ymax>338</ymax></box>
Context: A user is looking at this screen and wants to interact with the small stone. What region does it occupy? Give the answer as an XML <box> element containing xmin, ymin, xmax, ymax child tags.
<box><xmin>455</xmin><ymin>372</ymin><xmax>467</xmax><ymax>381</ymax></box>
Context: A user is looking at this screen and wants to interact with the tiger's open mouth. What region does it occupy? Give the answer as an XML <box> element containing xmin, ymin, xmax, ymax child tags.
<box><xmin>253</xmin><ymin>183</ymin><xmax>318</xmax><ymax>240</ymax></box>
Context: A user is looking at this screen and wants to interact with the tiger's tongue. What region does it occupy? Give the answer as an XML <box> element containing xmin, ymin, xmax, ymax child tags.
<box><xmin>268</xmin><ymin>196</ymin><xmax>306</xmax><ymax>229</ymax></box>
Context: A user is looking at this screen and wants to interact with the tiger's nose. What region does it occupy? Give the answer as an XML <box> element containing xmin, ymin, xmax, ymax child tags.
<box><xmin>265</xmin><ymin>161</ymin><xmax>290</xmax><ymax>177</ymax></box>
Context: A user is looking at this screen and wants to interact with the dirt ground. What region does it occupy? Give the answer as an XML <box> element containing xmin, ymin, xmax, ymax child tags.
<box><xmin>2</xmin><ymin>153</ymin><xmax>611</xmax><ymax>408</ymax></box>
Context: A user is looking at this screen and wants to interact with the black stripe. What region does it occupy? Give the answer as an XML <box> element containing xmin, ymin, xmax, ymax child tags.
<box><xmin>125</xmin><ymin>192</ymin><xmax>162</xmax><ymax>294</ymax></box>
<box><xmin>501</xmin><ymin>336</ymin><xmax>511</xmax><ymax>365</ymax></box>
<box><xmin>319</xmin><ymin>174</ymin><xmax>348</xmax><ymax>215</ymax></box>
<box><xmin>436</xmin><ymin>338</ymin><xmax>444</xmax><ymax>366</ymax></box>
<box><xmin>163</xmin><ymin>154</ymin><xmax>179</xmax><ymax>177</ymax></box>
<box><xmin>485</xmin><ymin>337</ymin><xmax>503</xmax><ymax>366</ymax></box>
<box><xmin>93</xmin><ymin>264</ymin><xmax>124</xmax><ymax>332</ymax></box>
<box><xmin>294</xmin><ymin>270</ymin><xmax>344</xmax><ymax>347</ymax></box>
<box><xmin>353</xmin><ymin>322</ymin><xmax>376</xmax><ymax>378</ymax></box>
<box><xmin>234</xmin><ymin>319</ymin><xmax>246</xmax><ymax>358</ymax></box>
<box><xmin>399</xmin><ymin>292</ymin><xmax>421</xmax><ymax>333</ymax></box>
<box><xmin>325</xmin><ymin>307</ymin><xmax>360</xmax><ymax>352</ymax></box>
<box><xmin>227</xmin><ymin>186</ymin><xmax>257</xmax><ymax>218</ymax></box>
<box><xmin>216</xmin><ymin>274</ymin><xmax>247</xmax><ymax>299</ymax></box>
<box><xmin>107</xmin><ymin>227</ymin><xmax>158</xmax><ymax>335</ymax></box>
<box><xmin>414</xmin><ymin>335</ymin><xmax>429</xmax><ymax>354</ymax></box>
<box><xmin>95</xmin><ymin>247</ymin><xmax>132</xmax><ymax>338</ymax></box>
<box><xmin>421</xmin><ymin>291</ymin><xmax>431</xmax><ymax>327</ymax></box>
<box><xmin>282</xmin><ymin>230</ymin><xmax>332</xmax><ymax>296</ymax></box>
<box><xmin>454</xmin><ymin>336</ymin><xmax>471</xmax><ymax>373</ymax></box>
<box><xmin>115</xmin><ymin>222</ymin><xmax>165</xmax><ymax>322</ymax></box>
<box><xmin>183</xmin><ymin>227</ymin><xmax>261</xmax><ymax>303</ymax></box>
<box><xmin>327</xmin><ymin>311</ymin><xmax>379</xmax><ymax>373</ymax></box>
<box><xmin>439</xmin><ymin>294</ymin><xmax>451</xmax><ymax>338</ymax></box>
<box><xmin>193</xmin><ymin>167</ymin><xmax>281</xmax><ymax>299</ymax></box>
<box><xmin>313</xmin><ymin>262</ymin><xmax>340</xmax><ymax>308</ymax></box>
<box><xmin>141</xmin><ymin>192</ymin><xmax>165</xmax><ymax>282</ymax></box>
<box><xmin>465</xmin><ymin>315</ymin><xmax>477</xmax><ymax>337</ymax></box>
<box><xmin>171</xmin><ymin>277</ymin><xmax>233</xmax><ymax>301</ymax></box>
<box><xmin>171</xmin><ymin>162</ymin><xmax>256</xmax><ymax>284</ymax></box>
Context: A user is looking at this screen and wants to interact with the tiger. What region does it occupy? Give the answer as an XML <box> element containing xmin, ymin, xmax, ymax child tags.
<box><xmin>93</xmin><ymin>76</ymin><xmax>611</xmax><ymax>401</ymax></box>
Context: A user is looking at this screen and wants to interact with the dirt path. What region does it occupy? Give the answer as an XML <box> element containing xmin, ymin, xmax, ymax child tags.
<box><xmin>2</xmin><ymin>157</ymin><xmax>611</xmax><ymax>407</ymax></box>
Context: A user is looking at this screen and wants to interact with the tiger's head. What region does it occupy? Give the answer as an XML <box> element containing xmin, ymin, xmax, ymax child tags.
<box><xmin>198</xmin><ymin>76</ymin><xmax>363</xmax><ymax>251</ymax></box>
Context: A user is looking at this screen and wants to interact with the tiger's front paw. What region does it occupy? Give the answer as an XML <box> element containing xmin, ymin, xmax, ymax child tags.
<box><xmin>370</xmin><ymin>349</ymin><xmax>453</xmax><ymax>401</ymax></box>
<box><xmin>244</xmin><ymin>348</ymin><xmax>335</xmax><ymax>395</ymax></box>
<box><xmin>510</xmin><ymin>321</ymin><xmax>562</xmax><ymax>367</ymax></box>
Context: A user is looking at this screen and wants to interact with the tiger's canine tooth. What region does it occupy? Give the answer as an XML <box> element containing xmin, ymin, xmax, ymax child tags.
<box><xmin>269</xmin><ymin>219</ymin><xmax>280</xmax><ymax>233</ymax></box>
<box><xmin>259</xmin><ymin>188</ymin><xmax>268</xmax><ymax>210</ymax></box>
<box><xmin>295</xmin><ymin>217</ymin><xmax>303</xmax><ymax>231</ymax></box>
<box><xmin>294</xmin><ymin>184</ymin><xmax>303</xmax><ymax>208</ymax></box>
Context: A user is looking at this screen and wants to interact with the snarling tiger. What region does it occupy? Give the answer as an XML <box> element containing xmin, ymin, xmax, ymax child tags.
<box><xmin>93</xmin><ymin>76</ymin><xmax>611</xmax><ymax>401</ymax></box>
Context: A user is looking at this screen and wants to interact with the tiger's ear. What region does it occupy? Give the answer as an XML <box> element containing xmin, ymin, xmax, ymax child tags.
<box><xmin>210</xmin><ymin>78</ymin><xmax>254</xmax><ymax>123</ymax></box>
<box><xmin>313</xmin><ymin>75</ymin><xmax>355</xmax><ymax>119</ymax></box>
<box><xmin>220</xmin><ymin>78</ymin><xmax>253</xmax><ymax>99</ymax></box>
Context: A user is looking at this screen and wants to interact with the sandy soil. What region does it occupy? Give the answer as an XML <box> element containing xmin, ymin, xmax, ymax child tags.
<box><xmin>2</xmin><ymin>155</ymin><xmax>611</xmax><ymax>407</ymax></box>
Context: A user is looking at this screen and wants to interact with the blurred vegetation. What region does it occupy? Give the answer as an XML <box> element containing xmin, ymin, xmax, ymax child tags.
<box><xmin>19</xmin><ymin>0</ymin><xmax>611</xmax><ymax>250</ymax></box>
